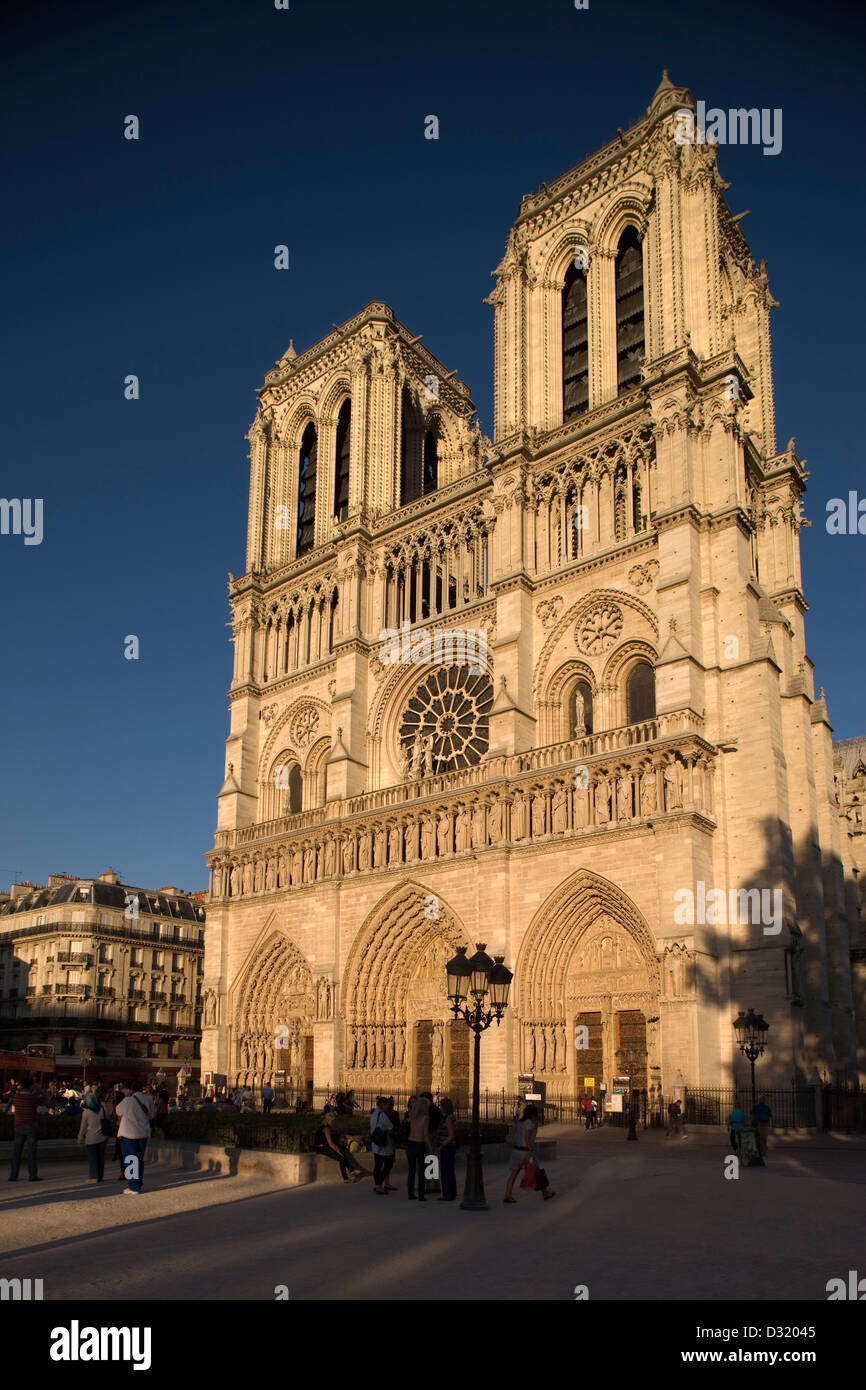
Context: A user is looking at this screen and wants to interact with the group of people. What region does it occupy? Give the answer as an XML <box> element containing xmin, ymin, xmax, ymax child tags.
<box><xmin>313</xmin><ymin>1092</ymin><xmax>459</xmax><ymax>1200</ymax></box>
<box><xmin>6</xmin><ymin>1076</ymin><xmax>160</xmax><ymax>1193</ymax></box>
<box><xmin>729</xmin><ymin>1098</ymin><xmax>773</xmax><ymax>1158</ymax></box>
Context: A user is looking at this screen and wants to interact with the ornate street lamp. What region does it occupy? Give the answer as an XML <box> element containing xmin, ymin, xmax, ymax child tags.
<box><xmin>445</xmin><ymin>942</ymin><xmax>513</xmax><ymax>1211</ymax></box>
<box><xmin>733</xmin><ymin>1007</ymin><xmax>769</xmax><ymax>1117</ymax></box>
<box><xmin>615</xmin><ymin>1045</ymin><xmax>647</xmax><ymax>1141</ymax></box>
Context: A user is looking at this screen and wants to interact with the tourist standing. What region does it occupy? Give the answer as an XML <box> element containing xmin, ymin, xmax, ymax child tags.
<box><xmin>666</xmin><ymin>1098</ymin><xmax>682</xmax><ymax>1137</ymax></box>
<box><xmin>8</xmin><ymin>1077</ymin><xmax>43</xmax><ymax>1182</ymax></box>
<box><xmin>116</xmin><ymin>1086</ymin><xmax>155</xmax><ymax>1195</ymax></box>
<box><xmin>262</xmin><ymin>1081</ymin><xmax>275</xmax><ymax>1114</ymax></box>
<box><xmin>406</xmin><ymin>1096</ymin><xmax>431</xmax><ymax>1201</ymax></box>
<box><xmin>729</xmin><ymin>1104</ymin><xmax>746</xmax><ymax>1154</ymax></box>
<box><xmin>370</xmin><ymin>1095</ymin><xmax>395</xmax><ymax>1194</ymax></box>
<box><xmin>436</xmin><ymin>1097</ymin><xmax>457</xmax><ymax>1202</ymax></box>
<box><xmin>582</xmin><ymin>1094</ymin><xmax>593</xmax><ymax>1130</ymax></box>
<box><xmin>589</xmin><ymin>1096</ymin><xmax>598</xmax><ymax>1129</ymax></box>
<box><xmin>78</xmin><ymin>1090</ymin><xmax>109</xmax><ymax>1182</ymax></box>
<box><xmin>753</xmin><ymin>1097</ymin><xmax>772</xmax><ymax>1158</ymax></box>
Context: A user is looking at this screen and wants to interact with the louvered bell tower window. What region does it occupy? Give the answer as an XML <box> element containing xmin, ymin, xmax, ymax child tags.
<box><xmin>562</xmin><ymin>263</ymin><xmax>589</xmax><ymax>420</ymax></box>
<box><xmin>615</xmin><ymin>227</ymin><xmax>645</xmax><ymax>394</ymax></box>
<box><xmin>297</xmin><ymin>423</ymin><xmax>317</xmax><ymax>555</ymax></box>
<box><xmin>334</xmin><ymin>400</ymin><xmax>351</xmax><ymax>523</ymax></box>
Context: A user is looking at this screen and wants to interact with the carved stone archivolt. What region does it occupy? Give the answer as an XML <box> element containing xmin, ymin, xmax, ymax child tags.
<box><xmin>515</xmin><ymin>869</ymin><xmax>662</xmax><ymax>1087</ymax></box>
<box><xmin>340</xmin><ymin>881</ymin><xmax>472</xmax><ymax>1087</ymax></box>
<box><xmin>232</xmin><ymin>933</ymin><xmax>314</xmax><ymax>1085</ymax></box>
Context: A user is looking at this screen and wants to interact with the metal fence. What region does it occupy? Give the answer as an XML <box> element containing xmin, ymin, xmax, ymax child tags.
<box><xmin>257</xmin><ymin>1080</ymin><xmax>866</xmax><ymax>1132</ymax></box>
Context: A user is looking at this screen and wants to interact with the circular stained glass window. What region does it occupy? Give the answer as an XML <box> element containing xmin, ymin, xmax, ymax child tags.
<box><xmin>399</xmin><ymin>666</ymin><xmax>494</xmax><ymax>773</ymax></box>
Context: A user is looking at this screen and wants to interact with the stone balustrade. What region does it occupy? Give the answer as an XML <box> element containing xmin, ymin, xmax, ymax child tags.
<box><xmin>208</xmin><ymin>720</ymin><xmax>716</xmax><ymax>901</ymax></box>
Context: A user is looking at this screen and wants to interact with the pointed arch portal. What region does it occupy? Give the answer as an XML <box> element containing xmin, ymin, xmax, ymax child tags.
<box><xmin>516</xmin><ymin>870</ymin><xmax>661</xmax><ymax>1096</ymax></box>
<box><xmin>340</xmin><ymin>882</ymin><xmax>475</xmax><ymax>1104</ymax></box>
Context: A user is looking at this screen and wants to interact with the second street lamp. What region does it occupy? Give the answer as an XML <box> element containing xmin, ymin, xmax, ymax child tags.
<box><xmin>445</xmin><ymin>942</ymin><xmax>513</xmax><ymax>1211</ymax></box>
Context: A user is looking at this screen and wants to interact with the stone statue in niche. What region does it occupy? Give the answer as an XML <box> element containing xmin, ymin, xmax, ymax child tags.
<box><xmin>324</xmin><ymin>837</ymin><xmax>336</xmax><ymax>877</ymax></box>
<box><xmin>531</xmin><ymin>793</ymin><xmax>546</xmax><ymax>838</ymax></box>
<box><xmin>203</xmin><ymin>991</ymin><xmax>216</xmax><ymax>1027</ymax></box>
<box><xmin>405</xmin><ymin>818</ymin><xmax>420</xmax><ymax>861</ymax></box>
<box><xmin>411</xmin><ymin>733</ymin><xmax>424</xmax><ymax>779</ymax></box>
<box><xmin>488</xmin><ymin>796</ymin><xmax>503</xmax><ymax>843</ymax></box>
<box><xmin>398</xmin><ymin>744</ymin><xmax>411</xmax><ymax>782</ymax></box>
<box><xmin>617</xmin><ymin>771</ymin><xmax>632</xmax><ymax>820</ymax></box>
<box><xmin>266</xmin><ymin>858</ymin><xmax>277</xmax><ymax>891</ymax></box>
<box><xmin>230</xmin><ymin>864</ymin><xmax>241</xmax><ymax>897</ymax></box>
<box><xmin>640</xmin><ymin>767</ymin><xmax>657</xmax><ymax>816</ymax></box>
<box><xmin>455</xmin><ymin>806</ymin><xmax>470</xmax><ymax>852</ymax></box>
<box><xmin>664</xmin><ymin>760</ymin><xmax>682</xmax><ymax>811</ymax></box>
<box><xmin>594</xmin><ymin>776</ymin><xmax>611</xmax><ymax>823</ymax></box>
<box><xmin>420</xmin><ymin>814</ymin><xmax>435</xmax><ymax>859</ymax></box>
<box><xmin>573</xmin><ymin>688</ymin><xmax>586</xmax><ymax>736</ymax></box>
<box><xmin>347</xmin><ymin>1027</ymin><xmax>357</xmax><ymax>1068</ymax></box>
<box><xmin>471</xmin><ymin>801</ymin><xmax>486</xmax><ymax>848</ymax></box>
<box><xmin>358</xmin><ymin>832</ymin><xmax>371</xmax><ymax>871</ymax></box>
<box><xmin>304</xmin><ymin>844</ymin><xmax>315</xmax><ymax>881</ymax></box>
<box><xmin>357</xmin><ymin>1028</ymin><xmax>367</xmax><ymax>1067</ymax></box>
<box><xmin>552</xmin><ymin>786</ymin><xmax>568</xmax><ymax>833</ymax></box>
<box><xmin>512</xmin><ymin>790</ymin><xmax>527</xmax><ymax>840</ymax></box>
<box><xmin>341</xmin><ymin>837</ymin><xmax>355</xmax><ymax>875</ymax></box>
<box><xmin>437</xmin><ymin>812</ymin><xmax>451</xmax><ymax>856</ymax></box>
<box><xmin>254</xmin><ymin>860</ymin><xmax>264</xmax><ymax>893</ymax></box>
<box><xmin>291</xmin><ymin>847</ymin><xmax>303</xmax><ymax>884</ymax></box>
<box><xmin>374</xmin><ymin>824</ymin><xmax>387</xmax><ymax>866</ymax></box>
<box><xmin>389</xmin><ymin>822</ymin><xmax>402</xmax><ymax>863</ymax></box>
<box><xmin>526</xmin><ymin>1027</ymin><xmax>536</xmax><ymax>1070</ymax></box>
<box><xmin>423</xmin><ymin>735</ymin><xmax>434</xmax><ymax>777</ymax></box>
<box><xmin>574</xmin><ymin>786</ymin><xmax>589</xmax><ymax>829</ymax></box>
<box><xmin>432</xmin><ymin>1022</ymin><xmax>444</xmax><ymax>1086</ymax></box>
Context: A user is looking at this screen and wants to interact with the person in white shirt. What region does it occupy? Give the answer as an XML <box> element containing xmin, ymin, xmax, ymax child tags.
<box><xmin>115</xmin><ymin>1088</ymin><xmax>155</xmax><ymax>1195</ymax></box>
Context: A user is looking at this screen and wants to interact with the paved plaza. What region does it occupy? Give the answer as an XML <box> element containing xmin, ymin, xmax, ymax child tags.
<box><xmin>2</xmin><ymin>1125</ymin><xmax>864</xmax><ymax>1301</ymax></box>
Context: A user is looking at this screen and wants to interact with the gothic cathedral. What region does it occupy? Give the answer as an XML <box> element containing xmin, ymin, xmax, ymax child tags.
<box><xmin>201</xmin><ymin>75</ymin><xmax>864</xmax><ymax>1102</ymax></box>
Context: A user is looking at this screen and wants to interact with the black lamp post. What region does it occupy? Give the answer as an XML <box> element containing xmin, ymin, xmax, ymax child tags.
<box><xmin>445</xmin><ymin>943</ymin><xmax>513</xmax><ymax>1211</ymax></box>
<box><xmin>615</xmin><ymin>1046</ymin><xmax>647</xmax><ymax>1141</ymax></box>
<box><xmin>733</xmin><ymin>1007</ymin><xmax>769</xmax><ymax>1116</ymax></box>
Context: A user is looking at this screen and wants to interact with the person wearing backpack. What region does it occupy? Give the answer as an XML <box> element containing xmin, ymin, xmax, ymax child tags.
<box><xmin>77</xmin><ymin>1089</ymin><xmax>111</xmax><ymax>1183</ymax></box>
<box><xmin>369</xmin><ymin>1095</ymin><xmax>395</xmax><ymax>1194</ymax></box>
<box><xmin>115</xmin><ymin>1086</ymin><xmax>155</xmax><ymax>1194</ymax></box>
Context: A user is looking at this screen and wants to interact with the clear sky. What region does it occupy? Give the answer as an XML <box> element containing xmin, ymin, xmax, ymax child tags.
<box><xmin>1</xmin><ymin>0</ymin><xmax>863</xmax><ymax>893</ymax></box>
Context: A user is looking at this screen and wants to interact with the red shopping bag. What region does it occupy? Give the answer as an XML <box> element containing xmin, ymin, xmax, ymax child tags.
<box><xmin>519</xmin><ymin>1162</ymin><xmax>537</xmax><ymax>1189</ymax></box>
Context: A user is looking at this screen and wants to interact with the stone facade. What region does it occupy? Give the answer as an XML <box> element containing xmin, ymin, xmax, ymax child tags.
<box><xmin>202</xmin><ymin>75</ymin><xmax>864</xmax><ymax>1098</ymax></box>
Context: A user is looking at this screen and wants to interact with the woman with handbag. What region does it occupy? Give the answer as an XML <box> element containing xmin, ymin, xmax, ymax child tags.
<box><xmin>77</xmin><ymin>1089</ymin><xmax>110</xmax><ymax>1183</ymax></box>
<box><xmin>504</xmin><ymin>1104</ymin><xmax>556</xmax><ymax>1203</ymax></box>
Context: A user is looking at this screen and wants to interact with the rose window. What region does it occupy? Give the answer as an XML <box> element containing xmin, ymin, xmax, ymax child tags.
<box><xmin>399</xmin><ymin>666</ymin><xmax>493</xmax><ymax>773</ymax></box>
<box><xmin>576</xmin><ymin>603</ymin><xmax>623</xmax><ymax>655</ymax></box>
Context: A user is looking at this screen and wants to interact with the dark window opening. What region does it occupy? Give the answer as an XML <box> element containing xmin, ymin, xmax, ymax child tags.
<box><xmin>400</xmin><ymin>388</ymin><xmax>425</xmax><ymax>506</ymax></box>
<box><xmin>297</xmin><ymin>424</ymin><xmax>317</xmax><ymax>555</ymax></box>
<box><xmin>423</xmin><ymin>430</ymin><xmax>438</xmax><ymax>494</ymax></box>
<box><xmin>334</xmin><ymin>400</ymin><xmax>351</xmax><ymax>522</ymax></box>
<box><xmin>615</xmin><ymin>227</ymin><xmax>645</xmax><ymax>395</ymax></box>
<box><xmin>626</xmin><ymin>661</ymin><xmax>656</xmax><ymax>724</ymax></box>
<box><xmin>289</xmin><ymin>764</ymin><xmax>303</xmax><ymax>815</ymax></box>
<box><xmin>562</xmin><ymin>263</ymin><xmax>589</xmax><ymax>420</ymax></box>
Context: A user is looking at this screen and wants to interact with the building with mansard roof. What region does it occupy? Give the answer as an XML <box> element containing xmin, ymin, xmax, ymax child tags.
<box><xmin>202</xmin><ymin>75</ymin><xmax>864</xmax><ymax>1102</ymax></box>
<box><xmin>0</xmin><ymin>871</ymin><xmax>205</xmax><ymax>1087</ymax></box>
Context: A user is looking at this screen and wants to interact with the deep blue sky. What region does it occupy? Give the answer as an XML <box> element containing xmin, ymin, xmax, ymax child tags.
<box><xmin>1</xmin><ymin>0</ymin><xmax>863</xmax><ymax>893</ymax></box>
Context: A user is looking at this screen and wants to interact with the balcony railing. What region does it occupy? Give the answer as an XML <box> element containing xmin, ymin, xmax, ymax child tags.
<box><xmin>57</xmin><ymin>952</ymin><xmax>92</xmax><ymax>965</ymax></box>
<box><xmin>0</xmin><ymin>920</ymin><xmax>205</xmax><ymax>950</ymax></box>
<box><xmin>150</xmin><ymin>992</ymin><xmax>167</xmax><ymax>1004</ymax></box>
<box><xmin>128</xmin><ymin>990</ymin><xmax>146</xmax><ymax>1001</ymax></box>
<box><xmin>96</xmin><ymin>986</ymin><xmax>115</xmax><ymax>998</ymax></box>
<box><xmin>53</xmin><ymin>984</ymin><xmax>90</xmax><ymax>997</ymax></box>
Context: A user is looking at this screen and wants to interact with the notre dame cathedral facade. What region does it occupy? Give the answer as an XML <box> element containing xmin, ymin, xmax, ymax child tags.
<box><xmin>201</xmin><ymin>75</ymin><xmax>864</xmax><ymax>1102</ymax></box>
